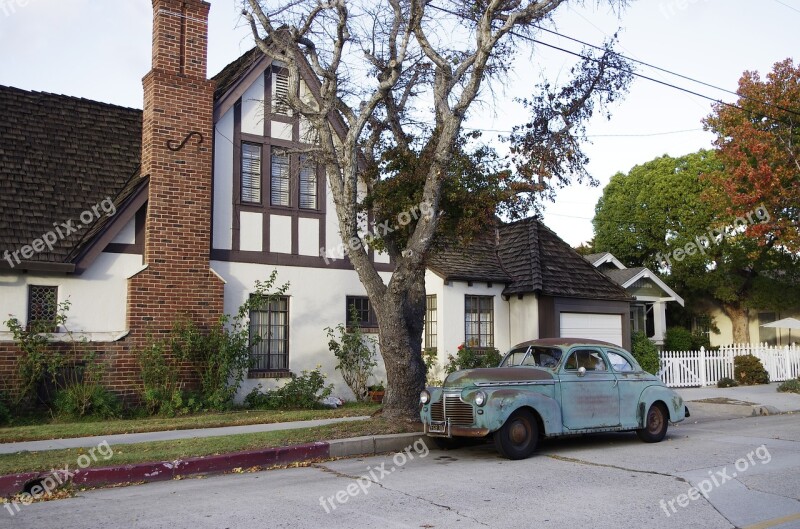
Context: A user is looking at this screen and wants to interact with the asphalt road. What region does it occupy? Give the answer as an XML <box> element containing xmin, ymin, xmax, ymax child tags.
<box><xmin>4</xmin><ymin>413</ymin><xmax>800</xmax><ymax>529</ymax></box>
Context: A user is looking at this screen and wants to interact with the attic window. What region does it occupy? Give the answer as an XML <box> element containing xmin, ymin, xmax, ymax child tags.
<box><xmin>272</xmin><ymin>70</ymin><xmax>290</xmax><ymax>116</ymax></box>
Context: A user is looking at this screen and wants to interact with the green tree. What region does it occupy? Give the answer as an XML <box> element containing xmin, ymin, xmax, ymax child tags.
<box><xmin>593</xmin><ymin>150</ymin><xmax>800</xmax><ymax>342</ymax></box>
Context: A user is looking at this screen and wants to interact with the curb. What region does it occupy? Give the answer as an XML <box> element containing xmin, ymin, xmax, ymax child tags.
<box><xmin>0</xmin><ymin>432</ymin><xmax>430</xmax><ymax>498</ymax></box>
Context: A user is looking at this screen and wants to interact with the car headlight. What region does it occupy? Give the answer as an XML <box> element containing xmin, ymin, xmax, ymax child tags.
<box><xmin>474</xmin><ymin>390</ymin><xmax>487</xmax><ymax>407</ymax></box>
<box><xmin>420</xmin><ymin>390</ymin><xmax>431</xmax><ymax>404</ymax></box>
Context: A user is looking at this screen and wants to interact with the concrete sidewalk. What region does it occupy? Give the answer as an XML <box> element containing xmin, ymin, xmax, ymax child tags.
<box><xmin>676</xmin><ymin>382</ymin><xmax>800</xmax><ymax>413</ymax></box>
<box><xmin>0</xmin><ymin>416</ymin><xmax>371</xmax><ymax>455</ymax></box>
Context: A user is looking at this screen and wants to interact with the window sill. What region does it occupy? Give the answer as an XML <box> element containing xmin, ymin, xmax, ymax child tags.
<box><xmin>248</xmin><ymin>370</ymin><xmax>292</xmax><ymax>379</ymax></box>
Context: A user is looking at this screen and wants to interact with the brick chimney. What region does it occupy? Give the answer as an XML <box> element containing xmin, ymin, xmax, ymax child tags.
<box><xmin>127</xmin><ymin>0</ymin><xmax>224</xmax><ymax>358</ymax></box>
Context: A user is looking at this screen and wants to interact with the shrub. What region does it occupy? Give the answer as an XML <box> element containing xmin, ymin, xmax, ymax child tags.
<box><xmin>717</xmin><ymin>377</ymin><xmax>739</xmax><ymax>388</ymax></box>
<box><xmin>444</xmin><ymin>344</ymin><xmax>502</xmax><ymax>374</ymax></box>
<box><xmin>53</xmin><ymin>384</ymin><xmax>121</xmax><ymax>419</ymax></box>
<box><xmin>631</xmin><ymin>331</ymin><xmax>660</xmax><ymax>375</ymax></box>
<box><xmin>137</xmin><ymin>337</ymin><xmax>186</xmax><ymax>415</ymax></box>
<box><xmin>424</xmin><ymin>348</ymin><xmax>444</xmax><ymax>386</ymax></box>
<box><xmin>664</xmin><ymin>327</ymin><xmax>694</xmax><ymax>351</ymax></box>
<box><xmin>777</xmin><ymin>378</ymin><xmax>800</xmax><ymax>394</ymax></box>
<box><xmin>733</xmin><ymin>354</ymin><xmax>770</xmax><ymax>385</ymax></box>
<box><xmin>0</xmin><ymin>393</ymin><xmax>10</xmax><ymax>426</ymax></box>
<box><xmin>245</xmin><ymin>368</ymin><xmax>333</xmax><ymax>409</ymax></box>
<box><xmin>325</xmin><ymin>305</ymin><xmax>377</xmax><ymax>402</ymax></box>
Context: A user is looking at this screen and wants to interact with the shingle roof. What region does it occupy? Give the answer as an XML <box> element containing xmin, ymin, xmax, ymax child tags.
<box><xmin>211</xmin><ymin>47</ymin><xmax>263</xmax><ymax>101</ymax></box>
<box><xmin>428</xmin><ymin>217</ymin><xmax>631</xmax><ymax>302</ymax></box>
<box><xmin>583</xmin><ymin>252</ymin><xmax>611</xmax><ymax>265</ymax></box>
<box><xmin>0</xmin><ymin>86</ymin><xmax>143</xmax><ymax>265</ymax></box>
<box><xmin>602</xmin><ymin>266</ymin><xmax>647</xmax><ymax>287</ymax></box>
<box><xmin>427</xmin><ymin>230</ymin><xmax>511</xmax><ymax>284</ymax></box>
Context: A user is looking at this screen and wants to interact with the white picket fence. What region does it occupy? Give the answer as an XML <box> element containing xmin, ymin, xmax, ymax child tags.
<box><xmin>658</xmin><ymin>343</ymin><xmax>800</xmax><ymax>388</ymax></box>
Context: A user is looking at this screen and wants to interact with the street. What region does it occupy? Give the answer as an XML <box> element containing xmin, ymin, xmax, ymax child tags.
<box><xmin>5</xmin><ymin>413</ymin><xmax>800</xmax><ymax>529</ymax></box>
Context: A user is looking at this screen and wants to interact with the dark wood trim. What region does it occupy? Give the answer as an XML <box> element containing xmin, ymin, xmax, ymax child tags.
<box><xmin>210</xmin><ymin>248</ymin><xmax>394</xmax><ymax>272</ymax></box>
<box><xmin>103</xmin><ymin>206</ymin><xmax>146</xmax><ymax>255</ymax></box>
<box><xmin>232</xmin><ymin>103</ymin><xmax>242</xmax><ymax>252</ymax></box>
<box><xmin>214</xmin><ymin>54</ymin><xmax>271</xmax><ymax>123</ymax></box>
<box><xmin>0</xmin><ymin>261</ymin><xmax>75</xmax><ymax>273</ymax></box>
<box><xmin>72</xmin><ymin>179</ymin><xmax>150</xmax><ymax>274</ymax></box>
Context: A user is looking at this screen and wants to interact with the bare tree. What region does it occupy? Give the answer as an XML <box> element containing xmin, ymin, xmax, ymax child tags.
<box><xmin>242</xmin><ymin>0</ymin><xmax>629</xmax><ymax>420</ymax></box>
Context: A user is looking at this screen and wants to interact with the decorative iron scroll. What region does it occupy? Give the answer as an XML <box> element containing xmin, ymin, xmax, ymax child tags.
<box><xmin>166</xmin><ymin>131</ymin><xmax>204</xmax><ymax>152</ymax></box>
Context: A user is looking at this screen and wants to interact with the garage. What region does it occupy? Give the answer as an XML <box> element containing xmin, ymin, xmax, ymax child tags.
<box><xmin>560</xmin><ymin>312</ymin><xmax>623</xmax><ymax>346</ymax></box>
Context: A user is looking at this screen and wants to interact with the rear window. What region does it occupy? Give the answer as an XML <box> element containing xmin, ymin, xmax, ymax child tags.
<box><xmin>501</xmin><ymin>346</ymin><xmax>562</xmax><ymax>368</ymax></box>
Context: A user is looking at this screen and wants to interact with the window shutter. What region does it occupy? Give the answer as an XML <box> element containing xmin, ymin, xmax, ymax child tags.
<box><xmin>241</xmin><ymin>143</ymin><xmax>262</xmax><ymax>203</ymax></box>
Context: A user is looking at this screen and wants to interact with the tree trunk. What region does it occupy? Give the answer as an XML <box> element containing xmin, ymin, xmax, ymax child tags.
<box><xmin>721</xmin><ymin>303</ymin><xmax>751</xmax><ymax>344</ymax></box>
<box><xmin>375</xmin><ymin>270</ymin><xmax>427</xmax><ymax>421</ymax></box>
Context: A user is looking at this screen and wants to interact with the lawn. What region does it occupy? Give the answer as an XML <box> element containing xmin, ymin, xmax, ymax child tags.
<box><xmin>0</xmin><ymin>402</ymin><xmax>380</xmax><ymax>443</ymax></box>
<box><xmin>0</xmin><ymin>417</ymin><xmax>421</xmax><ymax>475</ymax></box>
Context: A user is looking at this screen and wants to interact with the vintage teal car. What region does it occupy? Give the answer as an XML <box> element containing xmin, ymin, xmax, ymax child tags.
<box><xmin>420</xmin><ymin>338</ymin><xmax>689</xmax><ymax>459</ymax></box>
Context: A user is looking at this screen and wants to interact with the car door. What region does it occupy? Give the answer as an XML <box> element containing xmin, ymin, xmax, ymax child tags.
<box><xmin>559</xmin><ymin>348</ymin><xmax>621</xmax><ymax>430</ymax></box>
<box><xmin>605</xmin><ymin>348</ymin><xmax>648</xmax><ymax>429</ymax></box>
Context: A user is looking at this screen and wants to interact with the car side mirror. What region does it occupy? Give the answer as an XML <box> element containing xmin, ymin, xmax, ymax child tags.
<box><xmin>577</xmin><ymin>367</ymin><xmax>586</xmax><ymax>377</ymax></box>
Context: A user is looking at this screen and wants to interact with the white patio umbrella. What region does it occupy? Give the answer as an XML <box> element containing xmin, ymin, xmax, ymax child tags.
<box><xmin>760</xmin><ymin>317</ymin><xmax>800</xmax><ymax>344</ymax></box>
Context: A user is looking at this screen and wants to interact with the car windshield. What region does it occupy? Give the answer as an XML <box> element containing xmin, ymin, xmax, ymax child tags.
<box><xmin>500</xmin><ymin>346</ymin><xmax>562</xmax><ymax>368</ymax></box>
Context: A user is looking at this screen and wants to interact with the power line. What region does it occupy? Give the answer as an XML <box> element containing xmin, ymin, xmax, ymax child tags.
<box><xmin>426</xmin><ymin>3</ymin><xmax>800</xmax><ymax>123</ymax></box>
<box><xmin>773</xmin><ymin>0</ymin><xmax>800</xmax><ymax>15</ymax></box>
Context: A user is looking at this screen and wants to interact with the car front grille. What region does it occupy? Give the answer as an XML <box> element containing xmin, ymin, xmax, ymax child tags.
<box><xmin>431</xmin><ymin>394</ymin><xmax>474</xmax><ymax>426</ymax></box>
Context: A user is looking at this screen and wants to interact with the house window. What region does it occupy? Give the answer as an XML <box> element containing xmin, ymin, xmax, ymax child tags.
<box><xmin>346</xmin><ymin>296</ymin><xmax>378</xmax><ymax>329</ymax></box>
<box><xmin>241</xmin><ymin>143</ymin><xmax>262</xmax><ymax>203</ymax></box>
<box><xmin>465</xmin><ymin>295</ymin><xmax>494</xmax><ymax>349</ymax></box>
<box><xmin>271</xmin><ymin>149</ymin><xmax>290</xmax><ymax>206</ymax></box>
<box><xmin>299</xmin><ymin>155</ymin><xmax>318</xmax><ymax>210</ymax></box>
<box><xmin>758</xmin><ymin>312</ymin><xmax>778</xmax><ymax>346</ymax></box>
<box><xmin>425</xmin><ymin>295</ymin><xmax>437</xmax><ymax>351</ymax></box>
<box><xmin>272</xmin><ymin>69</ymin><xmax>290</xmax><ymax>116</ymax></box>
<box><xmin>27</xmin><ymin>285</ymin><xmax>58</xmax><ymax>331</ymax></box>
<box><xmin>249</xmin><ymin>296</ymin><xmax>290</xmax><ymax>372</ymax></box>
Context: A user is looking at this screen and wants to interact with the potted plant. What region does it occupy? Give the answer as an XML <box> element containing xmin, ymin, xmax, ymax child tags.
<box><xmin>367</xmin><ymin>381</ymin><xmax>385</xmax><ymax>403</ymax></box>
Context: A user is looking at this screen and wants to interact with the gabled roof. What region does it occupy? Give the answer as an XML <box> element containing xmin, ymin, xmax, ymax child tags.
<box><xmin>584</xmin><ymin>252</ymin><xmax>626</xmax><ymax>270</ymax></box>
<box><xmin>211</xmin><ymin>47</ymin><xmax>263</xmax><ymax>102</ymax></box>
<box><xmin>427</xmin><ymin>217</ymin><xmax>631</xmax><ymax>302</ymax></box>
<box><xmin>602</xmin><ymin>266</ymin><xmax>685</xmax><ymax>306</ymax></box>
<box><xmin>0</xmin><ymin>85</ymin><xmax>144</xmax><ymax>271</ymax></box>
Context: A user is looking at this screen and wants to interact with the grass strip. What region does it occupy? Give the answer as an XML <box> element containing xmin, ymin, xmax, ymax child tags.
<box><xmin>0</xmin><ymin>402</ymin><xmax>380</xmax><ymax>443</ymax></box>
<box><xmin>0</xmin><ymin>417</ymin><xmax>421</xmax><ymax>475</ymax></box>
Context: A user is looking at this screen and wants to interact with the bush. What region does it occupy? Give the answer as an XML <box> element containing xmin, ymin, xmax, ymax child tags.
<box><xmin>0</xmin><ymin>393</ymin><xmax>10</xmax><ymax>426</ymax></box>
<box><xmin>325</xmin><ymin>305</ymin><xmax>377</xmax><ymax>402</ymax></box>
<box><xmin>245</xmin><ymin>368</ymin><xmax>333</xmax><ymax>409</ymax></box>
<box><xmin>777</xmin><ymin>379</ymin><xmax>800</xmax><ymax>394</ymax></box>
<box><xmin>53</xmin><ymin>384</ymin><xmax>121</xmax><ymax>419</ymax></box>
<box><xmin>137</xmin><ymin>337</ymin><xmax>186</xmax><ymax>416</ymax></box>
<box><xmin>444</xmin><ymin>344</ymin><xmax>502</xmax><ymax>374</ymax></box>
<box><xmin>664</xmin><ymin>327</ymin><xmax>694</xmax><ymax>351</ymax></box>
<box><xmin>424</xmin><ymin>348</ymin><xmax>444</xmax><ymax>386</ymax></box>
<box><xmin>631</xmin><ymin>331</ymin><xmax>660</xmax><ymax>375</ymax></box>
<box><xmin>717</xmin><ymin>377</ymin><xmax>739</xmax><ymax>388</ymax></box>
<box><xmin>733</xmin><ymin>354</ymin><xmax>770</xmax><ymax>385</ymax></box>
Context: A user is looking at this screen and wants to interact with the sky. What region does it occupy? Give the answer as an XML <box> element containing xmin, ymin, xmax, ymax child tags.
<box><xmin>1</xmin><ymin>0</ymin><xmax>798</xmax><ymax>248</ymax></box>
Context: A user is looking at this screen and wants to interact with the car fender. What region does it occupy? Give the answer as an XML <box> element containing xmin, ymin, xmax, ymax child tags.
<box><xmin>637</xmin><ymin>385</ymin><xmax>686</xmax><ymax>426</ymax></box>
<box><xmin>482</xmin><ymin>389</ymin><xmax>562</xmax><ymax>436</ymax></box>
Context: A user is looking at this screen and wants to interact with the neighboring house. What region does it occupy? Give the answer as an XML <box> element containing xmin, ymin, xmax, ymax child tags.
<box><xmin>584</xmin><ymin>253</ymin><xmax>684</xmax><ymax>347</ymax></box>
<box><xmin>0</xmin><ymin>0</ymin><xmax>630</xmax><ymax>401</ymax></box>
<box><xmin>693</xmin><ymin>305</ymin><xmax>800</xmax><ymax>347</ymax></box>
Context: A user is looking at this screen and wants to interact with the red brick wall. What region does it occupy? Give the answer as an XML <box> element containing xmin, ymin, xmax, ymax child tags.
<box><xmin>1</xmin><ymin>0</ymin><xmax>223</xmax><ymax>402</ymax></box>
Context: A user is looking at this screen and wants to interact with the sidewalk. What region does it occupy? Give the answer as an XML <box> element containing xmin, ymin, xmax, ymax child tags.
<box><xmin>0</xmin><ymin>416</ymin><xmax>371</xmax><ymax>455</ymax></box>
<box><xmin>676</xmin><ymin>382</ymin><xmax>800</xmax><ymax>412</ymax></box>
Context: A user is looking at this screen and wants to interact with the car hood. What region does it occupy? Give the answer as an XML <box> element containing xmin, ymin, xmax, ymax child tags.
<box><xmin>444</xmin><ymin>367</ymin><xmax>555</xmax><ymax>388</ymax></box>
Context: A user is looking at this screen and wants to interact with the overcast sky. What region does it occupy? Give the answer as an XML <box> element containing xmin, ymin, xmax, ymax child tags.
<box><xmin>1</xmin><ymin>0</ymin><xmax>797</xmax><ymax>249</ymax></box>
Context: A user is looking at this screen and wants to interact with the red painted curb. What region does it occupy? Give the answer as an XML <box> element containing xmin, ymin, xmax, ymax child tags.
<box><xmin>0</xmin><ymin>442</ymin><xmax>331</xmax><ymax>497</ymax></box>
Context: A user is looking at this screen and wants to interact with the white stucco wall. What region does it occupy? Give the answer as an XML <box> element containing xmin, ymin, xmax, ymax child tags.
<box><xmin>213</xmin><ymin>106</ymin><xmax>234</xmax><ymax>250</ymax></box>
<box><xmin>110</xmin><ymin>217</ymin><xmax>136</xmax><ymax>244</ymax></box>
<box><xmin>211</xmin><ymin>260</ymin><xmax>392</xmax><ymax>401</ymax></box>
<box><xmin>707</xmin><ymin>307</ymin><xmax>800</xmax><ymax>347</ymax></box>
<box><xmin>0</xmin><ymin>252</ymin><xmax>143</xmax><ymax>341</ymax></box>
<box><xmin>424</xmin><ymin>271</ymin><xmax>511</xmax><ymax>370</ymax></box>
<box><xmin>508</xmin><ymin>293</ymin><xmax>539</xmax><ymax>346</ymax></box>
<box><xmin>241</xmin><ymin>74</ymin><xmax>265</xmax><ymax>135</ymax></box>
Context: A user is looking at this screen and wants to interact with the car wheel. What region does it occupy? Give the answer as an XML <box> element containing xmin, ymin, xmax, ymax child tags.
<box><xmin>493</xmin><ymin>409</ymin><xmax>539</xmax><ymax>460</ymax></box>
<box><xmin>637</xmin><ymin>403</ymin><xmax>669</xmax><ymax>443</ymax></box>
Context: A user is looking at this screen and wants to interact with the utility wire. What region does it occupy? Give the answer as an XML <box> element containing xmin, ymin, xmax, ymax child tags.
<box><xmin>426</xmin><ymin>3</ymin><xmax>800</xmax><ymax>123</ymax></box>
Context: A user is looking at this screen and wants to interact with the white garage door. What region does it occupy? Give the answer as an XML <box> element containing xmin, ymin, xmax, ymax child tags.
<box><xmin>560</xmin><ymin>313</ymin><xmax>623</xmax><ymax>346</ymax></box>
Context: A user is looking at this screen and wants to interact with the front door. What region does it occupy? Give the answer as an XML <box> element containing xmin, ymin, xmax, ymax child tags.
<box><xmin>559</xmin><ymin>348</ymin><xmax>621</xmax><ymax>429</ymax></box>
